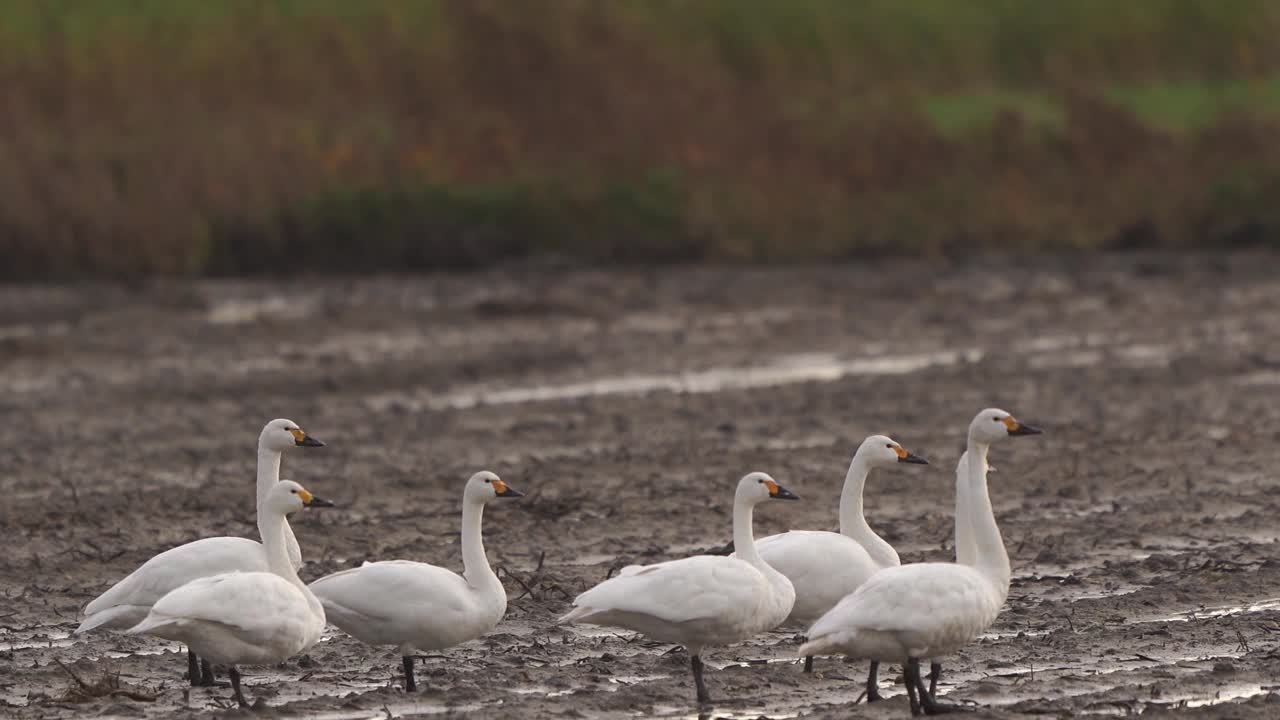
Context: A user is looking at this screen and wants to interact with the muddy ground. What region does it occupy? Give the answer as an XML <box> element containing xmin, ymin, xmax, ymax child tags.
<box><xmin>3</xmin><ymin>254</ymin><xmax>1280</xmax><ymax>719</ymax></box>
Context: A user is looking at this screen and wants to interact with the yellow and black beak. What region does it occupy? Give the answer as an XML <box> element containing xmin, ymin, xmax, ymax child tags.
<box><xmin>893</xmin><ymin>445</ymin><xmax>929</xmax><ymax>465</ymax></box>
<box><xmin>296</xmin><ymin>488</ymin><xmax>336</xmax><ymax>508</ymax></box>
<box><xmin>1002</xmin><ymin>416</ymin><xmax>1043</xmax><ymax>437</ymax></box>
<box><xmin>491</xmin><ymin>479</ymin><xmax>524</xmax><ymax>498</ymax></box>
<box><xmin>763</xmin><ymin>479</ymin><xmax>799</xmax><ymax>501</ymax></box>
<box><xmin>289</xmin><ymin>428</ymin><xmax>325</xmax><ymax>447</ymax></box>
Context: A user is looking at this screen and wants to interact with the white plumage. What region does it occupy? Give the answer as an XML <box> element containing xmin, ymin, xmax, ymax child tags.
<box><xmin>804</xmin><ymin>562</ymin><xmax>1003</xmax><ymax>661</ymax></box>
<box><xmin>128</xmin><ymin>480</ymin><xmax>333</xmax><ymax>708</ymax></box>
<box><xmin>78</xmin><ymin>537</ymin><xmax>281</xmax><ymax>635</ymax></box>
<box><xmin>309</xmin><ymin>471</ymin><xmax>522</xmax><ymax>692</ymax></box>
<box><xmin>801</xmin><ymin>409</ymin><xmax>1041</xmax><ymax>715</ymax></box>
<box><xmin>561</xmin><ymin>472</ymin><xmax>799</xmax><ymax>705</ymax></box>
<box><xmin>77</xmin><ymin>419</ymin><xmax>323</xmax><ymax>684</ymax></box>
<box><xmin>749</xmin><ymin>435</ymin><xmax>927</xmax><ymax>628</ymax></box>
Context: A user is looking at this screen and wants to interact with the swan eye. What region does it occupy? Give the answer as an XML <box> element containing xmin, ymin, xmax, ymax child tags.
<box><xmin>992</xmin><ymin>416</ymin><xmax>1002</xmax><ymax>422</ymax></box>
<box><xmin>886</xmin><ymin>443</ymin><xmax>893</xmax><ymax>448</ymax></box>
<box><xmin>484</xmin><ymin>478</ymin><xmax>491</xmax><ymax>483</ymax></box>
<box><xmin>290</xmin><ymin>489</ymin><xmax>297</xmax><ymax>494</ymax></box>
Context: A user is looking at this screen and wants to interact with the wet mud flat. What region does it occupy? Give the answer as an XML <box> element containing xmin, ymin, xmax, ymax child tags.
<box><xmin>3</xmin><ymin>253</ymin><xmax>1280</xmax><ymax>719</ymax></box>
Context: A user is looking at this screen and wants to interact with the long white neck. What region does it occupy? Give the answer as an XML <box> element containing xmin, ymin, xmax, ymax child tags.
<box><xmin>964</xmin><ymin>441</ymin><xmax>1011</xmax><ymax>595</ymax></box>
<box><xmin>257</xmin><ymin>443</ymin><xmax>300</xmax><ymax>569</ymax></box>
<box><xmin>732</xmin><ymin>495</ymin><xmax>764</xmax><ymax>567</ymax></box>
<box><xmin>260</xmin><ymin>508</ymin><xmax>303</xmax><ymax>586</ymax></box>
<box><xmin>260</xmin><ymin>506</ymin><xmax>325</xmax><ymax>617</ymax></box>
<box><xmin>954</xmin><ymin>451</ymin><xmax>979</xmax><ymax>566</ymax></box>
<box><xmin>256</xmin><ymin>446</ymin><xmax>282</xmax><ymax>506</ymax></box>
<box><xmin>460</xmin><ymin>500</ymin><xmax>501</xmax><ymax>594</ymax></box>
<box><xmin>838</xmin><ymin>454</ymin><xmax>900</xmax><ymax>569</ymax></box>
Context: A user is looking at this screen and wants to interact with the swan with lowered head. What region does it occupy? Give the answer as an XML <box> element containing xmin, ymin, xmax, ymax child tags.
<box><xmin>561</xmin><ymin>472</ymin><xmax>798</xmax><ymax>706</ymax></box>
<box><xmin>127</xmin><ymin>480</ymin><xmax>335</xmax><ymax>708</ymax></box>
<box><xmin>76</xmin><ymin>418</ymin><xmax>324</xmax><ymax>685</ymax></box>
<box><xmin>746</xmin><ymin>435</ymin><xmax>927</xmax><ymax>677</ymax></box>
<box><xmin>800</xmin><ymin>409</ymin><xmax>1041</xmax><ymax>716</ymax></box>
<box><xmin>308</xmin><ymin>471</ymin><xmax>523</xmax><ymax>692</ymax></box>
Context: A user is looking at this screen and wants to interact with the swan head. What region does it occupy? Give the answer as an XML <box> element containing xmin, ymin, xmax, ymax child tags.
<box><xmin>857</xmin><ymin>434</ymin><xmax>929</xmax><ymax>467</ymax></box>
<box><xmin>737</xmin><ymin>472</ymin><xmax>799</xmax><ymax>504</ymax></box>
<box><xmin>266</xmin><ymin>480</ymin><xmax>336</xmax><ymax>515</ymax></box>
<box><xmin>969</xmin><ymin>408</ymin><xmax>1042</xmax><ymax>444</ymax></box>
<box><xmin>466</xmin><ymin>470</ymin><xmax>524</xmax><ymax>503</ymax></box>
<box><xmin>260</xmin><ymin>418</ymin><xmax>325</xmax><ymax>452</ymax></box>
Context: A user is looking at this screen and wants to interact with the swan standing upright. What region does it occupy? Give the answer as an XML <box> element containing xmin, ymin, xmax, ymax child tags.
<box><xmin>308</xmin><ymin>471</ymin><xmax>523</xmax><ymax>692</ymax></box>
<box><xmin>128</xmin><ymin>480</ymin><xmax>334</xmax><ymax>708</ymax></box>
<box><xmin>800</xmin><ymin>409</ymin><xmax>1042</xmax><ymax>716</ymax></box>
<box><xmin>561</xmin><ymin>472</ymin><xmax>798</xmax><ymax>706</ymax></box>
<box><xmin>76</xmin><ymin>419</ymin><xmax>324</xmax><ymax>685</ymax></box>
<box><xmin>748</xmin><ymin>435</ymin><xmax>927</xmax><ymax>676</ymax></box>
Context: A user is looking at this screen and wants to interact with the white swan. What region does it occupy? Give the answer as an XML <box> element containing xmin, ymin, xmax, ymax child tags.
<box><xmin>76</xmin><ymin>418</ymin><xmax>324</xmax><ymax>684</ymax></box>
<box><xmin>127</xmin><ymin>480</ymin><xmax>334</xmax><ymax>708</ymax></box>
<box><xmin>308</xmin><ymin>471</ymin><xmax>523</xmax><ymax>692</ymax></box>
<box><xmin>910</xmin><ymin>447</ymin><xmax>996</xmax><ymax>703</ymax></box>
<box><xmin>746</xmin><ymin>435</ymin><xmax>927</xmax><ymax>678</ymax></box>
<box><xmin>800</xmin><ymin>409</ymin><xmax>1041</xmax><ymax>716</ymax></box>
<box><xmin>561</xmin><ymin>472</ymin><xmax>798</xmax><ymax>705</ymax></box>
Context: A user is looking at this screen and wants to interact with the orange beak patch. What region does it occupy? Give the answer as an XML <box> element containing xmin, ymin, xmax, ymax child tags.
<box><xmin>763</xmin><ymin>479</ymin><xmax>779</xmax><ymax>495</ymax></box>
<box><xmin>1001</xmin><ymin>416</ymin><xmax>1020</xmax><ymax>432</ymax></box>
<box><xmin>492</xmin><ymin>479</ymin><xmax>508</xmax><ymax>495</ymax></box>
<box><xmin>297</xmin><ymin>488</ymin><xmax>314</xmax><ymax>504</ymax></box>
<box><xmin>288</xmin><ymin>428</ymin><xmax>306</xmax><ymax>443</ymax></box>
<box><xmin>892</xmin><ymin>445</ymin><xmax>908</xmax><ymax>459</ymax></box>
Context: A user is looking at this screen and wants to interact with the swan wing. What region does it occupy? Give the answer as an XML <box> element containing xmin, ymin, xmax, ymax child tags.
<box><xmin>83</xmin><ymin>537</ymin><xmax>268</xmax><ymax>618</ymax></box>
<box><xmin>808</xmin><ymin>562</ymin><xmax>991</xmax><ymax>639</ymax></box>
<box><xmin>753</xmin><ymin>531</ymin><xmax>878</xmax><ymax>623</ymax></box>
<box><xmin>754</xmin><ymin>531</ymin><xmax>877</xmax><ymax>588</ymax></box>
<box><xmin>568</xmin><ymin>556</ymin><xmax>767</xmax><ymax>625</ymax></box>
<box><xmin>132</xmin><ymin>572</ymin><xmax>305</xmax><ymax>636</ymax></box>
<box><xmin>310</xmin><ymin>561</ymin><xmax>474</xmax><ymax>622</ymax></box>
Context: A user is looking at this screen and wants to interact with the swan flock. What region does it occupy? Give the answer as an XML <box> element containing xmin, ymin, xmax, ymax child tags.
<box><xmin>77</xmin><ymin>410</ymin><xmax>1042</xmax><ymax>715</ymax></box>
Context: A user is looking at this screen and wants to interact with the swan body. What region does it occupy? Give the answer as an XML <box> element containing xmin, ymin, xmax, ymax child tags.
<box><xmin>800</xmin><ymin>409</ymin><xmax>1041</xmax><ymax>715</ymax></box>
<box><xmin>747</xmin><ymin>436</ymin><xmax>927</xmax><ymax>626</ymax></box>
<box><xmin>128</xmin><ymin>480</ymin><xmax>334</xmax><ymax>707</ymax></box>
<box><xmin>309</xmin><ymin>471</ymin><xmax>522</xmax><ymax>692</ymax></box>
<box><xmin>562</xmin><ymin>472</ymin><xmax>799</xmax><ymax>705</ymax></box>
<box><xmin>565</xmin><ymin>554</ymin><xmax>790</xmax><ymax>648</ymax></box>
<box><xmin>78</xmin><ymin>537</ymin><xmax>277</xmax><ymax>634</ymax></box>
<box><xmin>803</xmin><ymin>561</ymin><xmax>1003</xmax><ymax>661</ymax></box>
<box><xmin>77</xmin><ymin>419</ymin><xmax>323</xmax><ymax>637</ymax></box>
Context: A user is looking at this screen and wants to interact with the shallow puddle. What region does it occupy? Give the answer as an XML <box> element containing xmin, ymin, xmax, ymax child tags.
<box><xmin>1136</xmin><ymin>597</ymin><xmax>1280</xmax><ymax>624</ymax></box>
<box><xmin>373</xmin><ymin>349</ymin><xmax>984</xmax><ymax>412</ymax></box>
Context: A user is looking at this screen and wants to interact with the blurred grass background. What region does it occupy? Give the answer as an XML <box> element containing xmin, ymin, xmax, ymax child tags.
<box><xmin>3</xmin><ymin>0</ymin><xmax>1280</xmax><ymax>278</ymax></box>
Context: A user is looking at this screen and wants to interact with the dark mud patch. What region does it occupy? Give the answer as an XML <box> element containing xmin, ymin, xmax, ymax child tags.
<box><xmin>4</xmin><ymin>254</ymin><xmax>1280</xmax><ymax>718</ymax></box>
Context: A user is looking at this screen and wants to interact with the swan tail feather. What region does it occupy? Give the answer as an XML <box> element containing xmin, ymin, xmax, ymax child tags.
<box><xmin>798</xmin><ymin>630</ymin><xmax>856</xmax><ymax>658</ymax></box>
<box><xmin>558</xmin><ymin>605</ymin><xmax>596</xmax><ymax>625</ymax></box>
<box><xmin>125</xmin><ymin>613</ymin><xmax>183</xmax><ymax>637</ymax></box>
<box><xmin>76</xmin><ymin>605</ymin><xmax>146</xmax><ymax>634</ymax></box>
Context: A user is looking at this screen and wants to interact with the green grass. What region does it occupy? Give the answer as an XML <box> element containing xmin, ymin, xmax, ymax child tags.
<box><xmin>1110</xmin><ymin>77</ymin><xmax>1280</xmax><ymax>132</ymax></box>
<box><xmin>922</xmin><ymin>90</ymin><xmax>1067</xmax><ymax>136</ymax></box>
<box><xmin>921</xmin><ymin>78</ymin><xmax>1280</xmax><ymax>136</ymax></box>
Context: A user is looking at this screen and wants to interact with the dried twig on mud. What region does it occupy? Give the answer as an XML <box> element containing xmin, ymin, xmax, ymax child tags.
<box><xmin>54</xmin><ymin>659</ymin><xmax>157</xmax><ymax>703</ymax></box>
<box><xmin>499</xmin><ymin>567</ymin><xmax>539</xmax><ymax>601</ymax></box>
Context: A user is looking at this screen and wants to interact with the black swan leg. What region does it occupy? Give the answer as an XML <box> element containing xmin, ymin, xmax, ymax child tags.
<box><xmin>403</xmin><ymin>655</ymin><xmax>417</xmax><ymax>692</ymax></box>
<box><xmin>904</xmin><ymin>658</ymin><xmax>924</xmax><ymax>716</ymax></box>
<box><xmin>691</xmin><ymin>654</ymin><xmax>711</xmax><ymax>705</ymax></box>
<box><xmin>866</xmin><ymin>660</ymin><xmax>883</xmax><ymax>702</ymax></box>
<box><xmin>228</xmin><ymin>666</ymin><xmax>249</xmax><ymax>708</ymax></box>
